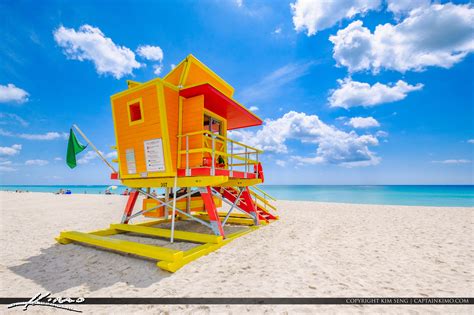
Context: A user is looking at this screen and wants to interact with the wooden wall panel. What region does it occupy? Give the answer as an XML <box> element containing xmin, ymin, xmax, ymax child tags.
<box><xmin>112</xmin><ymin>84</ymin><xmax>163</xmax><ymax>178</ymax></box>
<box><xmin>181</xmin><ymin>95</ymin><xmax>204</xmax><ymax>168</ymax></box>
<box><xmin>164</xmin><ymin>85</ymin><xmax>179</xmax><ymax>172</ymax></box>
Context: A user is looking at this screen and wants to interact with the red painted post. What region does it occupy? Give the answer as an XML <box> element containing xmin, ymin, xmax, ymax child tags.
<box><xmin>240</xmin><ymin>187</ymin><xmax>260</xmax><ymax>224</ymax></box>
<box><xmin>122</xmin><ymin>190</ymin><xmax>139</xmax><ymax>224</ymax></box>
<box><xmin>201</xmin><ymin>186</ymin><xmax>225</xmax><ymax>237</ymax></box>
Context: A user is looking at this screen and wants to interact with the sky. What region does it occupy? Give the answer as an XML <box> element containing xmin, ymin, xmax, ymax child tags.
<box><xmin>0</xmin><ymin>0</ymin><xmax>473</xmax><ymax>185</ymax></box>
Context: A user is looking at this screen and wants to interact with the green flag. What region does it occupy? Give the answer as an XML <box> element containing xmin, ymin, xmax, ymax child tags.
<box><xmin>66</xmin><ymin>128</ymin><xmax>87</xmax><ymax>169</ymax></box>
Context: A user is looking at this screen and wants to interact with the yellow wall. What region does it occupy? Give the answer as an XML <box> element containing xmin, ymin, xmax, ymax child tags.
<box><xmin>163</xmin><ymin>61</ymin><xmax>185</xmax><ymax>86</ymax></box>
<box><xmin>183</xmin><ymin>61</ymin><xmax>233</xmax><ymax>97</ymax></box>
<box><xmin>164</xmin><ymin>84</ymin><xmax>179</xmax><ymax>172</ymax></box>
<box><xmin>181</xmin><ymin>95</ymin><xmax>204</xmax><ymax>168</ymax></box>
<box><xmin>112</xmin><ymin>82</ymin><xmax>175</xmax><ymax>179</ymax></box>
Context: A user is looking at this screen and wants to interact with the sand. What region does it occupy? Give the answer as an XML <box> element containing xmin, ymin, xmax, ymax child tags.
<box><xmin>0</xmin><ymin>191</ymin><xmax>472</xmax><ymax>314</ymax></box>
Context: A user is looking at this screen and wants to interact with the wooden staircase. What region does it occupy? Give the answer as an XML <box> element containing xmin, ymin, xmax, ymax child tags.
<box><xmin>216</xmin><ymin>186</ymin><xmax>278</xmax><ymax>223</ymax></box>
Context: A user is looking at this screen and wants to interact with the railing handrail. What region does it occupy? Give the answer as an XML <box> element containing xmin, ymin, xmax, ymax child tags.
<box><xmin>178</xmin><ymin>130</ymin><xmax>263</xmax><ymax>154</ymax></box>
<box><xmin>250</xmin><ymin>185</ymin><xmax>276</xmax><ymax>201</ymax></box>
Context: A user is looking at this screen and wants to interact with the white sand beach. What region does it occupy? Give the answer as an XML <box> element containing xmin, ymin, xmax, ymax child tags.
<box><xmin>0</xmin><ymin>191</ymin><xmax>472</xmax><ymax>314</ymax></box>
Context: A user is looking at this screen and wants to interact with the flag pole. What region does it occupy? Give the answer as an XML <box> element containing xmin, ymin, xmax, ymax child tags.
<box><xmin>72</xmin><ymin>124</ymin><xmax>117</xmax><ymax>173</ymax></box>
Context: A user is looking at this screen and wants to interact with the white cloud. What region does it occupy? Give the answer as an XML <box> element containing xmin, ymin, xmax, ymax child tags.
<box><xmin>0</xmin><ymin>165</ymin><xmax>16</xmax><ymax>172</ymax></box>
<box><xmin>329</xmin><ymin>78</ymin><xmax>423</xmax><ymax>108</ymax></box>
<box><xmin>0</xmin><ymin>144</ymin><xmax>21</xmax><ymax>156</ymax></box>
<box><xmin>0</xmin><ymin>128</ymin><xmax>68</xmax><ymax>140</ymax></box>
<box><xmin>376</xmin><ymin>130</ymin><xmax>389</xmax><ymax>137</ymax></box>
<box><xmin>19</xmin><ymin>132</ymin><xmax>68</xmax><ymax>140</ymax></box>
<box><xmin>329</xmin><ymin>4</ymin><xmax>474</xmax><ymax>73</ymax></box>
<box><xmin>170</xmin><ymin>64</ymin><xmax>176</xmax><ymax>70</ymax></box>
<box><xmin>105</xmin><ymin>151</ymin><xmax>117</xmax><ymax>159</ymax></box>
<box><xmin>273</xmin><ymin>27</ymin><xmax>282</xmax><ymax>35</ymax></box>
<box><xmin>467</xmin><ymin>139</ymin><xmax>474</xmax><ymax>144</ymax></box>
<box><xmin>386</xmin><ymin>0</ymin><xmax>430</xmax><ymax>16</ymax></box>
<box><xmin>53</xmin><ymin>25</ymin><xmax>141</xmax><ymax>79</ymax></box>
<box><xmin>25</xmin><ymin>159</ymin><xmax>49</xmax><ymax>166</ymax></box>
<box><xmin>136</xmin><ymin>45</ymin><xmax>164</xmax><ymax>62</ymax></box>
<box><xmin>275</xmin><ymin>159</ymin><xmax>287</xmax><ymax>167</ymax></box>
<box><xmin>230</xmin><ymin>111</ymin><xmax>380</xmax><ymax>167</ymax></box>
<box><xmin>54</xmin><ymin>157</ymin><xmax>63</xmax><ymax>161</ymax></box>
<box><xmin>0</xmin><ymin>113</ymin><xmax>28</xmax><ymax>126</ymax></box>
<box><xmin>153</xmin><ymin>64</ymin><xmax>163</xmax><ymax>75</ymax></box>
<box><xmin>78</xmin><ymin>150</ymin><xmax>116</xmax><ymax>164</ymax></box>
<box><xmin>291</xmin><ymin>0</ymin><xmax>381</xmax><ymax>36</ymax></box>
<box><xmin>432</xmin><ymin>159</ymin><xmax>471</xmax><ymax>164</ymax></box>
<box><xmin>77</xmin><ymin>150</ymin><xmax>97</xmax><ymax>165</ymax></box>
<box><xmin>0</xmin><ymin>84</ymin><xmax>29</xmax><ymax>104</ymax></box>
<box><xmin>248</xmin><ymin>106</ymin><xmax>259</xmax><ymax>112</ymax></box>
<box><xmin>238</xmin><ymin>63</ymin><xmax>312</xmax><ymax>104</ymax></box>
<box><xmin>346</xmin><ymin>116</ymin><xmax>380</xmax><ymax>128</ymax></box>
<box><xmin>235</xmin><ymin>0</ymin><xmax>243</xmax><ymax>8</ymax></box>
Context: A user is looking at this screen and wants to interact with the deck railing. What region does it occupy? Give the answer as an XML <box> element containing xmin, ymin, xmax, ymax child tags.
<box><xmin>178</xmin><ymin>130</ymin><xmax>263</xmax><ymax>177</ymax></box>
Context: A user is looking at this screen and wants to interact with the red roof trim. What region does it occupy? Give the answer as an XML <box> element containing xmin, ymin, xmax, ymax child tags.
<box><xmin>179</xmin><ymin>84</ymin><xmax>262</xmax><ymax>130</ymax></box>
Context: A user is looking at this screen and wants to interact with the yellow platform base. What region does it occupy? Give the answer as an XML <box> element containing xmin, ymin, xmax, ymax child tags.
<box><xmin>56</xmin><ymin>217</ymin><xmax>259</xmax><ymax>272</ymax></box>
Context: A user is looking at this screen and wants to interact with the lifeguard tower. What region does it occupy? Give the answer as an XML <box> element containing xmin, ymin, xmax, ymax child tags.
<box><xmin>57</xmin><ymin>54</ymin><xmax>277</xmax><ymax>272</ymax></box>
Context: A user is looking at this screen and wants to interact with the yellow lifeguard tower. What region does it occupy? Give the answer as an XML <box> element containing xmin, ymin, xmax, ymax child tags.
<box><xmin>57</xmin><ymin>55</ymin><xmax>277</xmax><ymax>272</ymax></box>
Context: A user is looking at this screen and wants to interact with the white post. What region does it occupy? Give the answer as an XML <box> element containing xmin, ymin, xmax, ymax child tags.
<box><xmin>170</xmin><ymin>176</ymin><xmax>178</xmax><ymax>243</ymax></box>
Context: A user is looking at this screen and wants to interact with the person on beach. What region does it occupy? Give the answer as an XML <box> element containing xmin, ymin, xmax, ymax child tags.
<box><xmin>122</xmin><ymin>189</ymin><xmax>129</xmax><ymax>196</ymax></box>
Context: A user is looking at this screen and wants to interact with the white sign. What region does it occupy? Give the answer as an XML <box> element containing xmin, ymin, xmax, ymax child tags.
<box><xmin>125</xmin><ymin>148</ymin><xmax>137</xmax><ymax>174</ymax></box>
<box><xmin>144</xmin><ymin>138</ymin><xmax>165</xmax><ymax>172</ymax></box>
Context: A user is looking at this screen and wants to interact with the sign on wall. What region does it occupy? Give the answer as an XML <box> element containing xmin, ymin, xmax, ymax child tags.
<box><xmin>125</xmin><ymin>148</ymin><xmax>137</xmax><ymax>174</ymax></box>
<box><xmin>144</xmin><ymin>138</ymin><xmax>165</xmax><ymax>172</ymax></box>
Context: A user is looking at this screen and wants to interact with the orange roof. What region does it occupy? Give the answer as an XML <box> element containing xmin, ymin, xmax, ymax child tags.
<box><xmin>179</xmin><ymin>84</ymin><xmax>262</xmax><ymax>130</ymax></box>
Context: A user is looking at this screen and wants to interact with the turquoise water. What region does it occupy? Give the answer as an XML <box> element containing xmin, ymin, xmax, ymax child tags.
<box><xmin>1</xmin><ymin>185</ymin><xmax>473</xmax><ymax>207</ymax></box>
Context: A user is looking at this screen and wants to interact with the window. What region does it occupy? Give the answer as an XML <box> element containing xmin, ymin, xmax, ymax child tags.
<box><xmin>127</xmin><ymin>99</ymin><xmax>144</xmax><ymax>125</ymax></box>
<box><xmin>204</xmin><ymin>114</ymin><xmax>222</xmax><ymax>135</ymax></box>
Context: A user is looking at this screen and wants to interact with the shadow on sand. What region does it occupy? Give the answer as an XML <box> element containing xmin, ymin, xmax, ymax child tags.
<box><xmin>9</xmin><ymin>242</ymin><xmax>173</xmax><ymax>293</ymax></box>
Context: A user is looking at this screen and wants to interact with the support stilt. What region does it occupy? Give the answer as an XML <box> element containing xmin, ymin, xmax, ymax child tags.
<box><xmin>121</xmin><ymin>190</ymin><xmax>139</xmax><ymax>224</ymax></box>
<box><xmin>200</xmin><ymin>186</ymin><xmax>225</xmax><ymax>237</ymax></box>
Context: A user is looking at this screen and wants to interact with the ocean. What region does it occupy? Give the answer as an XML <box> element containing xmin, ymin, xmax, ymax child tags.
<box><xmin>1</xmin><ymin>185</ymin><xmax>473</xmax><ymax>207</ymax></box>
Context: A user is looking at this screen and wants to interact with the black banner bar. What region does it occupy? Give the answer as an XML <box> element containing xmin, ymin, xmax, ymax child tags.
<box><xmin>1</xmin><ymin>297</ymin><xmax>473</xmax><ymax>305</ymax></box>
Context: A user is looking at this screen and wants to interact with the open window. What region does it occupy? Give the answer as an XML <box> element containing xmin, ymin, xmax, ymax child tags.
<box><xmin>127</xmin><ymin>99</ymin><xmax>144</xmax><ymax>125</ymax></box>
<box><xmin>204</xmin><ymin>114</ymin><xmax>222</xmax><ymax>135</ymax></box>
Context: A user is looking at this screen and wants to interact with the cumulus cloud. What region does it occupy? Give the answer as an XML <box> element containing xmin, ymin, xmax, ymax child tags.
<box><xmin>25</xmin><ymin>159</ymin><xmax>49</xmax><ymax>166</ymax></box>
<box><xmin>53</xmin><ymin>25</ymin><xmax>141</xmax><ymax>79</ymax></box>
<box><xmin>77</xmin><ymin>150</ymin><xmax>116</xmax><ymax>164</ymax></box>
<box><xmin>0</xmin><ymin>84</ymin><xmax>29</xmax><ymax>104</ymax></box>
<box><xmin>346</xmin><ymin>116</ymin><xmax>380</xmax><ymax>128</ymax></box>
<box><xmin>249</xmin><ymin>106</ymin><xmax>259</xmax><ymax>112</ymax></box>
<box><xmin>432</xmin><ymin>159</ymin><xmax>471</xmax><ymax>164</ymax></box>
<box><xmin>329</xmin><ymin>78</ymin><xmax>423</xmax><ymax>108</ymax></box>
<box><xmin>291</xmin><ymin>0</ymin><xmax>381</xmax><ymax>36</ymax></box>
<box><xmin>386</xmin><ymin>0</ymin><xmax>430</xmax><ymax>16</ymax></box>
<box><xmin>229</xmin><ymin>111</ymin><xmax>380</xmax><ymax>167</ymax></box>
<box><xmin>0</xmin><ymin>128</ymin><xmax>68</xmax><ymax>140</ymax></box>
<box><xmin>0</xmin><ymin>144</ymin><xmax>22</xmax><ymax>156</ymax></box>
<box><xmin>136</xmin><ymin>45</ymin><xmax>164</xmax><ymax>76</ymax></box>
<box><xmin>136</xmin><ymin>45</ymin><xmax>164</xmax><ymax>62</ymax></box>
<box><xmin>153</xmin><ymin>64</ymin><xmax>163</xmax><ymax>75</ymax></box>
<box><xmin>329</xmin><ymin>3</ymin><xmax>474</xmax><ymax>73</ymax></box>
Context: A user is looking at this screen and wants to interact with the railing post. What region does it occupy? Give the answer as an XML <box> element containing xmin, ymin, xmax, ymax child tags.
<box><xmin>256</xmin><ymin>151</ymin><xmax>259</xmax><ymax>178</ymax></box>
<box><xmin>230</xmin><ymin>141</ymin><xmax>233</xmax><ymax>177</ymax></box>
<box><xmin>185</xmin><ymin>135</ymin><xmax>189</xmax><ymax>176</ymax></box>
<box><xmin>211</xmin><ymin>134</ymin><xmax>215</xmax><ymax>176</ymax></box>
<box><xmin>244</xmin><ymin>147</ymin><xmax>248</xmax><ymax>178</ymax></box>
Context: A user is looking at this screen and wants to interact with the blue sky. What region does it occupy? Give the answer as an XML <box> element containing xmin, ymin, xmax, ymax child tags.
<box><xmin>0</xmin><ymin>0</ymin><xmax>473</xmax><ymax>185</ymax></box>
